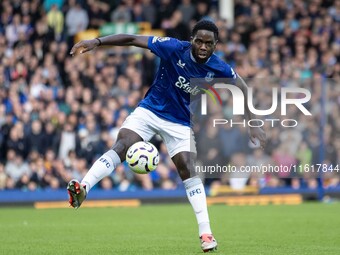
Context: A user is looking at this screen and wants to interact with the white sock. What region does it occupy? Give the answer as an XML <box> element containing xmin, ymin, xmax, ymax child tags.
<box><xmin>183</xmin><ymin>176</ymin><xmax>212</xmax><ymax>236</ymax></box>
<box><xmin>81</xmin><ymin>150</ymin><xmax>121</xmax><ymax>193</ymax></box>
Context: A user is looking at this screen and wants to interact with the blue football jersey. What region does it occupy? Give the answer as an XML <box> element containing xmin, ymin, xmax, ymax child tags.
<box><xmin>138</xmin><ymin>36</ymin><xmax>237</xmax><ymax>127</ymax></box>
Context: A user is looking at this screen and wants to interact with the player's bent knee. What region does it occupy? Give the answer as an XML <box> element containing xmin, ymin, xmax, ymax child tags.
<box><xmin>111</xmin><ymin>129</ymin><xmax>144</xmax><ymax>161</ymax></box>
<box><xmin>111</xmin><ymin>141</ymin><xmax>130</xmax><ymax>161</ymax></box>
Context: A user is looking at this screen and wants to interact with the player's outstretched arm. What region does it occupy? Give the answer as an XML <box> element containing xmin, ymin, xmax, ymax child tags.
<box><xmin>235</xmin><ymin>74</ymin><xmax>267</xmax><ymax>149</ymax></box>
<box><xmin>70</xmin><ymin>34</ymin><xmax>150</xmax><ymax>56</ymax></box>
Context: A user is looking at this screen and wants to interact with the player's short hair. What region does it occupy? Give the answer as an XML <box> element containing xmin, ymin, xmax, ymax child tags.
<box><xmin>192</xmin><ymin>19</ymin><xmax>219</xmax><ymax>40</ymax></box>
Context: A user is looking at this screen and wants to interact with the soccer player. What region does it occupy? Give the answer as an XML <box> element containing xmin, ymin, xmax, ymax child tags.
<box><xmin>67</xmin><ymin>19</ymin><xmax>266</xmax><ymax>252</ymax></box>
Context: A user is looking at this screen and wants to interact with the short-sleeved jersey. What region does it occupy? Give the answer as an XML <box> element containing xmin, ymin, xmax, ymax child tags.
<box><xmin>138</xmin><ymin>36</ymin><xmax>237</xmax><ymax>127</ymax></box>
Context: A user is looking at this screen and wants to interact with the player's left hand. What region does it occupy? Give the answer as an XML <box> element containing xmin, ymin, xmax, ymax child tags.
<box><xmin>249</xmin><ymin>127</ymin><xmax>266</xmax><ymax>149</ymax></box>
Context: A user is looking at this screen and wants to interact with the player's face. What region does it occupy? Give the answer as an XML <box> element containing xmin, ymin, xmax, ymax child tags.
<box><xmin>191</xmin><ymin>30</ymin><xmax>217</xmax><ymax>63</ymax></box>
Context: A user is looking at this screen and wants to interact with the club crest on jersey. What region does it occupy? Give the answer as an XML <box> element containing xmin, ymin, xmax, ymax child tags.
<box><xmin>205</xmin><ymin>72</ymin><xmax>215</xmax><ymax>82</ymax></box>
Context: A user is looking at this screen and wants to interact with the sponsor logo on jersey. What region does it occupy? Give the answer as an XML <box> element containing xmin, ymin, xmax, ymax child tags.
<box><xmin>152</xmin><ymin>36</ymin><xmax>171</xmax><ymax>43</ymax></box>
<box><xmin>175</xmin><ymin>76</ymin><xmax>200</xmax><ymax>95</ymax></box>
<box><xmin>177</xmin><ymin>59</ymin><xmax>186</xmax><ymax>68</ymax></box>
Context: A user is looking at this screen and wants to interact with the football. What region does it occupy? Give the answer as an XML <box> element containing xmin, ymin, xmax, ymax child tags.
<box><xmin>126</xmin><ymin>141</ymin><xmax>159</xmax><ymax>174</ymax></box>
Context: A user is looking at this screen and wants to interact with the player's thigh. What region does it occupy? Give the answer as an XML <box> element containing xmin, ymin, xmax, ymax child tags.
<box><xmin>115</xmin><ymin>107</ymin><xmax>156</xmax><ymax>160</ymax></box>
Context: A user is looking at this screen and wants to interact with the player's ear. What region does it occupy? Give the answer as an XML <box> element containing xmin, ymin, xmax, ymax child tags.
<box><xmin>190</xmin><ymin>36</ymin><xmax>193</xmax><ymax>43</ymax></box>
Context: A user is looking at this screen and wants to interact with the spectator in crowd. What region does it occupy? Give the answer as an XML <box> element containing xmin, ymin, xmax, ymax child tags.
<box><xmin>110</xmin><ymin>1</ymin><xmax>132</xmax><ymax>23</ymax></box>
<box><xmin>5</xmin><ymin>14</ymin><xmax>26</xmax><ymax>47</ymax></box>
<box><xmin>141</xmin><ymin>0</ymin><xmax>156</xmax><ymax>26</ymax></box>
<box><xmin>5</xmin><ymin>150</ymin><xmax>30</xmax><ymax>183</ymax></box>
<box><xmin>178</xmin><ymin>0</ymin><xmax>195</xmax><ymax>25</ymax></box>
<box><xmin>0</xmin><ymin>163</ymin><xmax>7</xmax><ymax>190</ymax></box>
<box><xmin>47</xmin><ymin>4</ymin><xmax>64</xmax><ymax>41</ymax></box>
<box><xmin>65</xmin><ymin>0</ymin><xmax>89</xmax><ymax>50</ymax></box>
<box><xmin>27</xmin><ymin>119</ymin><xmax>46</xmax><ymax>155</ymax></box>
<box><xmin>154</xmin><ymin>0</ymin><xmax>176</xmax><ymax>29</ymax></box>
<box><xmin>86</xmin><ymin>0</ymin><xmax>110</xmax><ymax>29</ymax></box>
<box><xmin>44</xmin><ymin>0</ymin><xmax>65</xmax><ymax>12</ymax></box>
<box><xmin>164</xmin><ymin>10</ymin><xmax>191</xmax><ymax>41</ymax></box>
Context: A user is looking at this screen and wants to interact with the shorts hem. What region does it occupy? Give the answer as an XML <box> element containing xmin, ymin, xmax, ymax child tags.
<box><xmin>119</xmin><ymin>126</ymin><xmax>148</xmax><ymax>142</ymax></box>
<box><xmin>168</xmin><ymin>145</ymin><xmax>196</xmax><ymax>158</ymax></box>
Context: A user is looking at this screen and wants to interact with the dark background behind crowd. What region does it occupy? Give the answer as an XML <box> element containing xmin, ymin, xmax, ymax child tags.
<box><xmin>0</xmin><ymin>0</ymin><xmax>339</xmax><ymax>192</ymax></box>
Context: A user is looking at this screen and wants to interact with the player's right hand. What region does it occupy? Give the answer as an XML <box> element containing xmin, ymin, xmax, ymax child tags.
<box><xmin>70</xmin><ymin>39</ymin><xmax>100</xmax><ymax>56</ymax></box>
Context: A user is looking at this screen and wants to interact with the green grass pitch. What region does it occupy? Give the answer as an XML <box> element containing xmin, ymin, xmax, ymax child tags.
<box><xmin>0</xmin><ymin>203</ymin><xmax>340</xmax><ymax>255</ymax></box>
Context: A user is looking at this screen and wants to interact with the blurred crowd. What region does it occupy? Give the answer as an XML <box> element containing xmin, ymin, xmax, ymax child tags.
<box><xmin>0</xmin><ymin>0</ymin><xmax>339</xmax><ymax>192</ymax></box>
